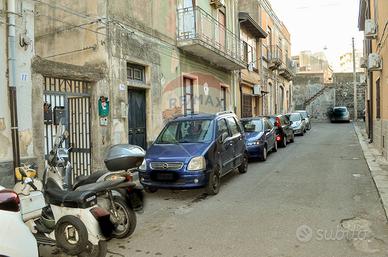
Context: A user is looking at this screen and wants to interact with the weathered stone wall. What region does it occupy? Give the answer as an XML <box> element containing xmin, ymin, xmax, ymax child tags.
<box><xmin>293</xmin><ymin>72</ymin><xmax>366</xmax><ymax>121</ymax></box>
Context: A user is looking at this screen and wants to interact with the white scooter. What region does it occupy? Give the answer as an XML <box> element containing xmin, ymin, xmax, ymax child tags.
<box><xmin>14</xmin><ymin>163</ymin><xmax>117</xmax><ymax>257</ymax></box>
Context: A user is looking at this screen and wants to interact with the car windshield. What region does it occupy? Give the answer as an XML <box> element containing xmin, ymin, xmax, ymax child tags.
<box><xmin>334</xmin><ymin>107</ymin><xmax>347</xmax><ymax>113</ymax></box>
<box><xmin>289</xmin><ymin>113</ymin><xmax>301</xmax><ymax>122</ymax></box>
<box><xmin>156</xmin><ymin>119</ymin><xmax>214</xmax><ymax>144</ymax></box>
<box><xmin>298</xmin><ymin>112</ymin><xmax>308</xmax><ymax>118</ymax></box>
<box><xmin>241</xmin><ymin>119</ymin><xmax>264</xmax><ymax>132</ymax></box>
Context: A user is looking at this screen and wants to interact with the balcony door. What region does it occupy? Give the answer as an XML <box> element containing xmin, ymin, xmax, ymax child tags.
<box><xmin>218</xmin><ymin>10</ymin><xmax>226</xmax><ymax>50</ymax></box>
<box><xmin>180</xmin><ymin>0</ymin><xmax>196</xmax><ymax>39</ymax></box>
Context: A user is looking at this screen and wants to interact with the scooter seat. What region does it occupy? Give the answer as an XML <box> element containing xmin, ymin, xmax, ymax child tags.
<box><xmin>45</xmin><ymin>178</ymin><xmax>97</xmax><ymax>208</ymax></box>
<box><xmin>75</xmin><ymin>179</ymin><xmax>134</xmax><ymax>193</ymax></box>
<box><xmin>73</xmin><ymin>170</ymin><xmax>109</xmax><ymax>189</ymax></box>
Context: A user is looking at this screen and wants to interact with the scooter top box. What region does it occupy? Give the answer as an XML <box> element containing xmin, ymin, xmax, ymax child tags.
<box><xmin>104</xmin><ymin>144</ymin><xmax>145</xmax><ymax>171</ymax></box>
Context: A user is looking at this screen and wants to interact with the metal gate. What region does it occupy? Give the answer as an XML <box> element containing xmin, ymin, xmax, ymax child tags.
<box><xmin>43</xmin><ymin>77</ymin><xmax>92</xmax><ymax>177</ymax></box>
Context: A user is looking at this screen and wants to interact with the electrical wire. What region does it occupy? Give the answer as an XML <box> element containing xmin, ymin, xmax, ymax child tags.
<box><xmin>35</xmin><ymin>13</ymin><xmax>106</xmax><ymax>36</ymax></box>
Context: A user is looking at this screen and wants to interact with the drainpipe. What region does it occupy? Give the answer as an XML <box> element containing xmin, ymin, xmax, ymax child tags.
<box><xmin>7</xmin><ymin>0</ymin><xmax>21</xmax><ymax>182</ymax></box>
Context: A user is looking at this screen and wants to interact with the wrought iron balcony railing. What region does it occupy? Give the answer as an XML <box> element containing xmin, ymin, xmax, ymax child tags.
<box><xmin>177</xmin><ymin>6</ymin><xmax>247</xmax><ymax>70</ymax></box>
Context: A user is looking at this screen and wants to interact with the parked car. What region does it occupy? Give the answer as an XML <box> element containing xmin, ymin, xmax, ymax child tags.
<box><xmin>330</xmin><ymin>106</ymin><xmax>350</xmax><ymax>123</ymax></box>
<box><xmin>139</xmin><ymin>112</ymin><xmax>248</xmax><ymax>195</ymax></box>
<box><xmin>286</xmin><ymin>112</ymin><xmax>307</xmax><ymax>136</ymax></box>
<box><xmin>267</xmin><ymin>114</ymin><xmax>295</xmax><ymax>147</ymax></box>
<box><xmin>0</xmin><ymin>186</ymin><xmax>39</xmax><ymax>257</ymax></box>
<box><xmin>241</xmin><ymin>117</ymin><xmax>277</xmax><ymax>161</ymax></box>
<box><xmin>296</xmin><ymin>110</ymin><xmax>311</xmax><ymax>130</ymax></box>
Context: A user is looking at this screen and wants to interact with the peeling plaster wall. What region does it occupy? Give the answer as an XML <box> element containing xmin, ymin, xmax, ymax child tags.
<box><xmin>0</xmin><ymin>0</ymin><xmax>36</xmax><ymax>187</ymax></box>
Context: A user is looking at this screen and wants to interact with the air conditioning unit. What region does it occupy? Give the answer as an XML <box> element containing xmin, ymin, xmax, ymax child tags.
<box><xmin>210</xmin><ymin>0</ymin><xmax>225</xmax><ymax>8</ymax></box>
<box><xmin>360</xmin><ymin>57</ymin><xmax>368</xmax><ymax>69</ymax></box>
<box><xmin>368</xmin><ymin>53</ymin><xmax>382</xmax><ymax>71</ymax></box>
<box><xmin>253</xmin><ymin>85</ymin><xmax>262</xmax><ymax>96</ymax></box>
<box><xmin>365</xmin><ymin>19</ymin><xmax>377</xmax><ymax>39</ymax></box>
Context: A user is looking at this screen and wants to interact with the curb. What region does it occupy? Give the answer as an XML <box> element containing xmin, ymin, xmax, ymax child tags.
<box><xmin>353</xmin><ymin>123</ymin><xmax>388</xmax><ymax>222</ymax></box>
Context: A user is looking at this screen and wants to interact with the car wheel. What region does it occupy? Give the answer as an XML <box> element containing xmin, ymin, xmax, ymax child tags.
<box><xmin>206</xmin><ymin>166</ymin><xmax>220</xmax><ymax>195</ymax></box>
<box><xmin>145</xmin><ymin>186</ymin><xmax>158</xmax><ymax>193</ymax></box>
<box><xmin>260</xmin><ymin>146</ymin><xmax>267</xmax><ymax>162</ymax></box>
<box><xmin>238</xmin><ymin>154</ymin><xmax>248</xmax><ymax>174</ymax></box>
<box><xmin>272</xmin><ymin>141</ymin><xmax>278</xmax><ymax>152</ymax></box>
<box><xmin>281</xmin><ymin>136</ymin><xmax>287</xmax><ymax>147</ymax></box>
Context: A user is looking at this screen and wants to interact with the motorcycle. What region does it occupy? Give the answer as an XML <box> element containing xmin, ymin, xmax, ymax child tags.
<box><xmin>46</xmin><ymin>124</ymin><xmax>145</xmax><ymax>239</ymax></box>
<box><xmin>14</xmin><ymin>164</ymin><xmax>116</xmax><ymax>257</ymax></box>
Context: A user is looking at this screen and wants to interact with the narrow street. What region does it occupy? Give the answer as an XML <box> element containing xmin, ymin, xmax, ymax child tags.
<box><xmin>102</xmin><ymin>123</ymin><xmax>388</xmax><ymax>257</ymax></box>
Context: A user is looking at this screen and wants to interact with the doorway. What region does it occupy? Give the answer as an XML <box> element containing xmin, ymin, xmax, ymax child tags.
<box><xmin>128</xmin><ymin>88</ymin><xmax>147</xmax><ymax>149</ymax></box>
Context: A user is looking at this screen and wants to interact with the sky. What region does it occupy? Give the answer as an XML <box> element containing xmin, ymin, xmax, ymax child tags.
<box><xmin>269</xmin><ymin>0</ymin><xmax>363</xmax><ymax>70</ymax></box>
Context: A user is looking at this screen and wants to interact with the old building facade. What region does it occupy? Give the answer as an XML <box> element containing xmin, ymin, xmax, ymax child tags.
<box><xmin>358</xmin><ymin>0</ymin><xmax>388</xmax><ymax>158</ymax></box>
<box><xmin>0</xmin><ymin>0</ymin><xmax>36</xmax><ymax>186</ymax></box>
<box><xmin>239</xmin><ymin>0</ymin><xmax>294</xmax><ymax>116</ymax></box>
<box><xmin>0</xmin><ymin>0</ymin><xmax>293</xmax><ymax>184</ymax></box>
<box><xmin>33</xmin><ymin>0</ymin><xmax>250</xmax><ymax>175</ymax></box>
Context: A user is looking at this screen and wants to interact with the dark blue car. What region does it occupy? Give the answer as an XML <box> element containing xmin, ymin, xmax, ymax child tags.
<box><xmin>241</xmin><ymin>117</ymin><xmax>277</xmax><ymax>161</ymax></box>
<box><xmin>138</xmin><ymin>112</ymin><xmax>248</xmax><ymax>195</ymax></box>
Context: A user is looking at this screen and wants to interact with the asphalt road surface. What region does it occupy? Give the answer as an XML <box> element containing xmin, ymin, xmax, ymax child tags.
<box><xmin>45</xmin><ymin>123</ymin><xmax>388</xmax><ymax>257</ymax></box>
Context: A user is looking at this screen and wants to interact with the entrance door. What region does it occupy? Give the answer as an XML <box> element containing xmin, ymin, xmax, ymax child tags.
<box><xmin>43</xmin><ymin>77</ymin><xmax>91</xmax><ymax>179</ymax></box>
<box><xmin>128</xmin><ymin>88</ymin><xmax>147</xmax><ymax>149</ymax></box>
<box><xmin>242</xmin><ymin>94</ymin><xmax>253</xmax><ymax>118</ymax></box>
<box><xmin>68</xmin><ymin>96</ymin><xmax>91</xmax><ymax>177</ymax></box>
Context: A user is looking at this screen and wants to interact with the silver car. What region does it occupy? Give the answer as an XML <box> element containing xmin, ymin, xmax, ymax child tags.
<box><xmin>296</xmin><ymin>110</ymin><xmax>311</xmax><ymax>130</ymax></box>
<box><xmin>287</xmin><ymin>113</ymin><xmax>307</xmax><ymax>136</ymax></box>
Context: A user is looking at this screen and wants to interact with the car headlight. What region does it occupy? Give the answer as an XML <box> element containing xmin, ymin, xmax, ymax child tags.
<box><xmin>139</xmin><ymin>159</ymin><xmax>146</xmax><ymax>171</ymax></box>
<box><xmin>187</xmin><ymin>156</ymin><xmax>206</xmax><ymax>171</ymax></box>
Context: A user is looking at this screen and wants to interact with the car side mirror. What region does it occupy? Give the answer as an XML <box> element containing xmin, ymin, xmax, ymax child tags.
<box><xmin>289</xmin><ymin>121</ymin><xmax>293</xmax><ymax>125</ymax></box>
<box><xmin>302</xmin><ymin>118</ymin><xmax>306</xmax><ymax>121</ymax></box>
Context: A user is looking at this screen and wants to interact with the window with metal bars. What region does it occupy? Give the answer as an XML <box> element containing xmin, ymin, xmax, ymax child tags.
<box><xmin>127</xmin><ymin>63</ymin><xmax>146</xmax><ymax>82</ymax></box>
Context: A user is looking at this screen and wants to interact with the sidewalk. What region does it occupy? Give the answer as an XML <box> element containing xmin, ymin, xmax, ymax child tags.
<box><xmin>354</xmin><ymin>121</ymin><xmax>388</xmax><ymax>221</ymax></box>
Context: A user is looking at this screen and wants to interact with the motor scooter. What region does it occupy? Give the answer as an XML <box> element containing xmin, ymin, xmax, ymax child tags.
<box><xmin>47</xmin><ymin>124</ymin><xmax>145</xmax><ymax>239</ymax></box>
<box><xmin>14</xmin><ymin>165</ymin><xmax>116</xmax><ymax>257</ymax></box>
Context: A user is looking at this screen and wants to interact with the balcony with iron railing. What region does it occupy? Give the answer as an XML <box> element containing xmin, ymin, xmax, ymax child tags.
<box><xmin>262</xmin><ymin>45</ymin><xmax>283</xmax><ymax>70</ymax></box>
<box><xmin>177</xmin><ymin>7</ymin><xmax>247</xmax><ymax>70</ymax></box>
<box><xmin>279</xmin><ymin>57</ymin><xmax>296</xmax><ymax>81</ymax></box>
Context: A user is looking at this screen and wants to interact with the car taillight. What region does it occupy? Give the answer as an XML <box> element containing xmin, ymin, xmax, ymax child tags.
<box><xmin>276</xmin><ymin>136</ymin><xmax>281</xmax><ymax>141</ymax></box>
<box><xmin>0</xmin><ymin>190</ymin><xmax>20</xmax><ymax>212</ymax></box>
<box><xmin>275</xmin><ymin>117</ymin><xmax>281</xmax><ymax>127</ymax></box>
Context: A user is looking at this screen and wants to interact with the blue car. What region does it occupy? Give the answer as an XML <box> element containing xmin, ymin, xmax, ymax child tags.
<box><xmin>241</xmin><ymin>117</ymin><xmax>278</xmax><ymax>161</ymax></box>
<box><xmin>138</xmin><ymin>112</ymin><xmax>248</xmax><ymax>195</ymax></box>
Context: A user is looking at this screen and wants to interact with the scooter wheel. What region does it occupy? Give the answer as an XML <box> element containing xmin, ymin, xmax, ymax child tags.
<box><xmin>79</xmin><ymin>241</ymin><xmax>107</xmax><ymax>257</ymax></box>
<box><xmin>111</xmin><ymin>196</ymin><xmax>137</xmax><ymax>239</ymax></box>
<box><xmin>55</xmin><ymin>215</ymin><xmax>88</xmax><ymax>255</ymax></box>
